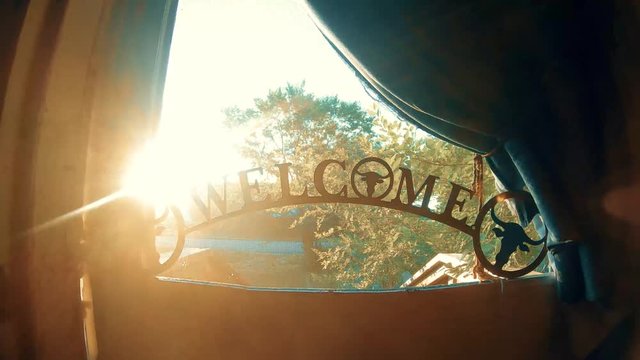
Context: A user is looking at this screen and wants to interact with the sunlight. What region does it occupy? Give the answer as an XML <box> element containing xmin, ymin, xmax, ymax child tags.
<box><xmin>121</xmin><ymin>126</ymin><xmax>245</xmax><ymax>212</ymax></box>
<box><xmin>123</xmin><ymin>0</ymin><xmax>374</xmax><ymax>212</ymax></box>
<box><xmin>122</xmin><ymin>139</ymin><xmax>188</xmax><ymax>209</ymax></box>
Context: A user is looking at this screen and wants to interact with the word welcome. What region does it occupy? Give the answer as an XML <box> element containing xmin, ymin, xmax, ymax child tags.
<box><xmin>188</xmin><ymin>157</ymin><xmax>477</xmax><ymax>235</ymax></box>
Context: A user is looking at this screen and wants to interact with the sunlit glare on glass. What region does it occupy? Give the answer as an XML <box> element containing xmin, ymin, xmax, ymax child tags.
<box><xmin>123</xmin><ymin>0</ymin><xmax>375</xmax><ymax>208</ymax></box>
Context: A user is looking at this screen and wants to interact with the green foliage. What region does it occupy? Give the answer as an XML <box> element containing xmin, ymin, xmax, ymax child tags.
<box><xmin>223</xmin><ymin>83</ymin><xmax>541</xmax><ymax>288</ymax></box>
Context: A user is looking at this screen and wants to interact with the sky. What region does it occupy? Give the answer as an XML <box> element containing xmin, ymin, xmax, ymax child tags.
<box><xmin>162</xmin><ymin>0</ymin><xmax>372</xmax><ymax>109</ymax></box>
<box><xmin>156</xmin><ymin>0</ymin><xmax>377</xmax><ymax>177</ymax></box>
<box><xmin>126</xmin><ymin>0</ymin><xmax>411</xmax><ymax>209</ymax></box>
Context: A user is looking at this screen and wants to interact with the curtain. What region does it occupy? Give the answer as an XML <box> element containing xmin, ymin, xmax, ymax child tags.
<box><xmin>305</xmin><ymin>0</ymin><xmax>624</xmax><ymax>303</ymax></box>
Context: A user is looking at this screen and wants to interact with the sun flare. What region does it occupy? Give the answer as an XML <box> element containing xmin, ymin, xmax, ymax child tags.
<box><xmin>121</xmin><ymin>126</ymin><xmax>247</xmax><ymax>213</ymax></box>
<box><xmin>122</xmin><ymin>0</ymin><xmax>371</xmax><ymax>214</ymax></box>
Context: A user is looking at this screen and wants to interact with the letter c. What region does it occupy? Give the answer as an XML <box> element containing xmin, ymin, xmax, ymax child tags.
<box><xmin>314</xmin><ymin>159</ymin><xmax>347</xmax><ymax>197</ymax></box>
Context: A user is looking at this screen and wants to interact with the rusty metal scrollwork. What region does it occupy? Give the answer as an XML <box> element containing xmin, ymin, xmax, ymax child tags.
<box><xmin>350</xmin><ymin>157</ymin><xmax>394</xmax><ymax>199</ymax></box>
<box><xmin>149</xmin><ymin>156</ymin><xmax>547</xmax><ymax>279</ymax></box>
<box><xmin>150</xmin><ymin>205</ymin><xmax>185</xmax><ymax>275</ymax></box>
<box><xmin>472</xmin><ymin>191</ymin><xmax>548</xmax><ymax>279</ymax></box>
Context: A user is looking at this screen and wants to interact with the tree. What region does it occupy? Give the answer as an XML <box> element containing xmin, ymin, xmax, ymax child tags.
<box><xmin>223</xmin><ymin>83</ymin><xmax>541</xmax><ymax>289</ymax></box>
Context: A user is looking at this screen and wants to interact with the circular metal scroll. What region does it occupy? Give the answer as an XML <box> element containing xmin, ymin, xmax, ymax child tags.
<box><xmin>350</xmin><ymin>157</ymin><xmax>394</xmax><ymax>199</ymax></box>
<box><xmin>151</xmin><ymin>205</ymin><xmax>185</xmax><ymax>275</ymax></box>
<box><xmin>471</xmin><ymin>191</ymin><xmax>548</xmax><ymax>279</ymax></box>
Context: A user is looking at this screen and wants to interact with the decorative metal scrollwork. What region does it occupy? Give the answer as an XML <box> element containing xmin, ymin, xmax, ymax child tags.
<box><xmin>147</xmin><ymin>156</ymin><xmax>547</xmax><ymax>279</ymax></box>
<box><xmin>472</xmin><ymin>191</ymin><xmax>548</xmax><ymax>279</ymax></box>
<box><xmin>150</xmin><ymin>205</ymin><xmax>185</xmax><ymax>275</ymax></box>
<box><xmin>351</xmin><ymin>157</ymin><xmax>394</xmax><ymax>199</ymax></box>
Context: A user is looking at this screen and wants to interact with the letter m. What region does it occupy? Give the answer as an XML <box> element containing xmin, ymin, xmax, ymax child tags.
<box><xmin>393</xmin><ymin>168</ymin><xmax>438</xmax><ymax>208</ymax></box>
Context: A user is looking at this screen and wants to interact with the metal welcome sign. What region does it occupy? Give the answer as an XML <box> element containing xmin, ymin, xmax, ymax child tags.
<box><xmin>157</xmin><ymin>156</ymin><xmax>547</xmax><ymax>279</ymax></box>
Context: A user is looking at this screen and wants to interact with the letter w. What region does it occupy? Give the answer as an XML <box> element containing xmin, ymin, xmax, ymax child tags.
<box><xmin>192</xmin><ymin>180</ymin><xmax>227</xmax><ymax>220</ymax></box>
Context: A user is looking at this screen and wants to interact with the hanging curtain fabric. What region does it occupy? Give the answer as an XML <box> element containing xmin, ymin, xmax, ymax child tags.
<box><xmin>304</xmin><ymin>0</ymin><xmax>624</xmax><ymax>303</ymax></box>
